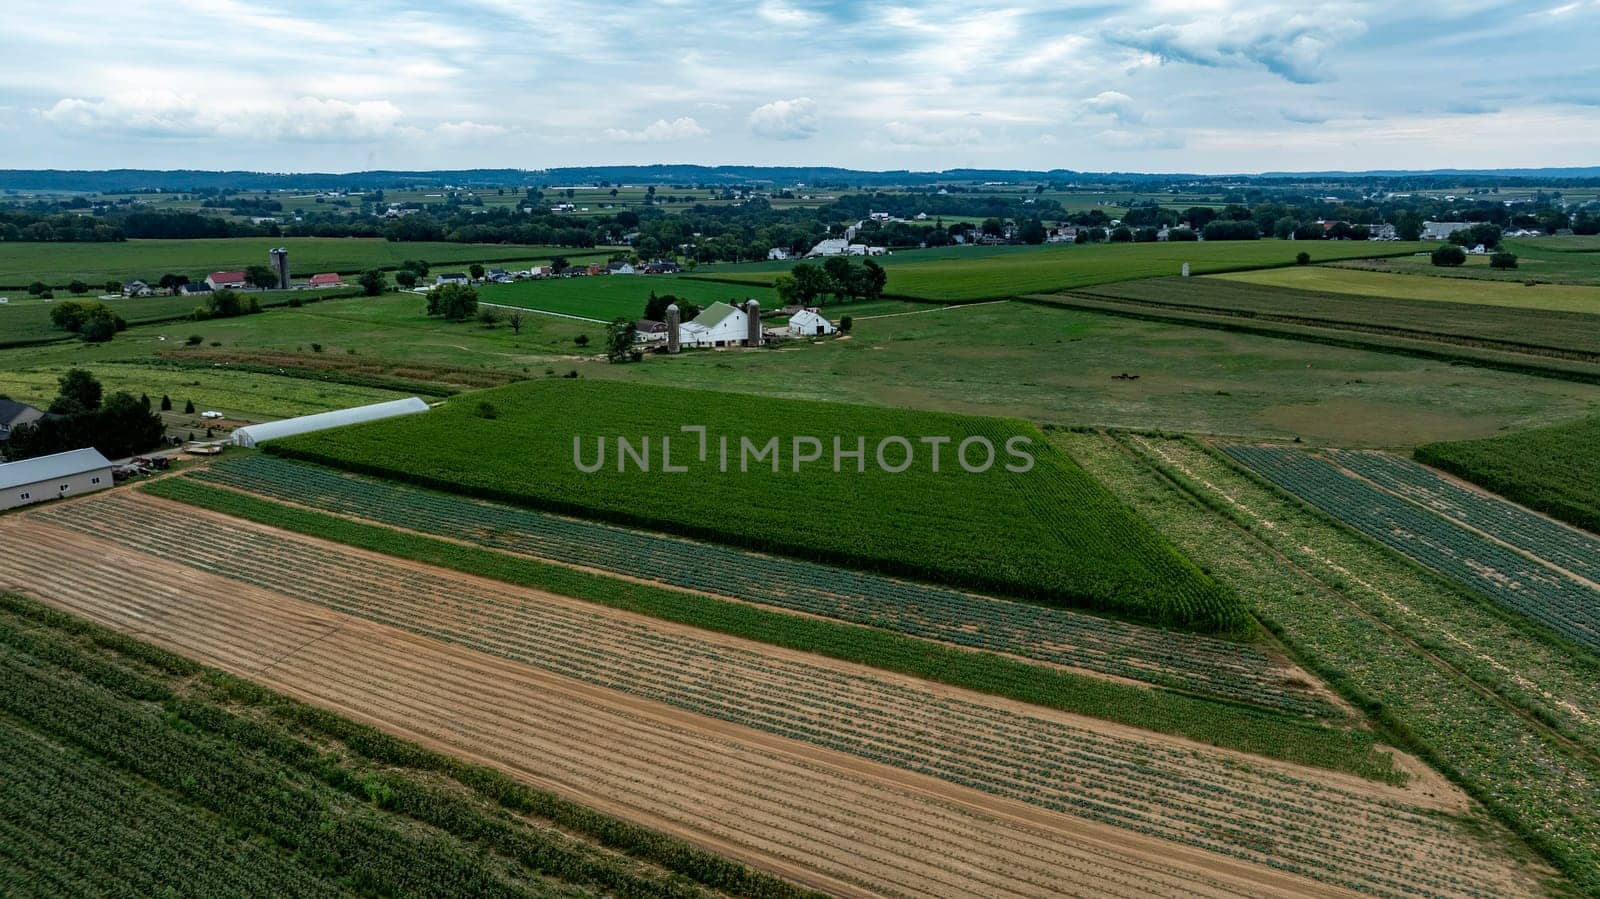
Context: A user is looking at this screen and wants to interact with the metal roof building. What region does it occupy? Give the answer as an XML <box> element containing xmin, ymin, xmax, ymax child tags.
<box><xmin>1</xmin><ymin>447</ymin><xmax>114</xmax><ymax>511</ymax></box>
<box><xmin>231</xmin><ymin>397</ymin><xmax>430</xmax><ymax>448</ymax></box>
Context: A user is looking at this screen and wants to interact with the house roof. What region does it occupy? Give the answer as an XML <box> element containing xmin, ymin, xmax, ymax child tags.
<box><xmin>694</xmin><ymin>301</ymin><xmax>742</xmax><ymax>330</ymax></box>
<box><xmin>209</xmin><ymin>270</ymin><xmax>246</xmax><ymax>282</ymax></box>
<box><xmin>0</xmin><ymin>447</ymin><xmax>113</xmax><ymax>490</ymax></box>
<box><xmin>182</xmin><ymin>282</ymin><xmax>212</xmax><ymax>292</ymax></box>
<box><xmin>0</xmin><ymin>399</ymin><xmax>42</xmax><ymax>428</ymax></box>
<box><xmin>635</xmin><ymin>319</ymin><xmax>666</xmax><ymax>332</ymax></box>
<box><xmin>308</xmin><ymin>273</ymin><xmax>341</xmax><ymax>284</ymax></box>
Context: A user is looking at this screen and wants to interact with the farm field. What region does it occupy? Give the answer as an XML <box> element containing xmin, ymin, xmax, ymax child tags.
<box><xmin>1325</xmin><ymin>449</ymin><xmax>1600</xmax><ymax>582</ymax></box>
<box><xmin>1052</xmin><ymin>276</ymin><xmax>1600</xmax><ymax>369</ymax></box>
<box><xmin>1335</xmin><ymin>237</ymin><xmax>1600</xmax><ymax>285</ymax></box>
<box><xmin>1416</xmin><ymin>417</ymin><xmax>1600</xmax><ymax>535</ymax></box>
<box><xmin>584</xmin><ymin>299</ymin><xmax>1600</xmax><ymax>446</ymax></box>
<box><xmin>0</xmin><ymin>238</ymin><xmax>616</xmax><ymax>288</ymax></box>
<box><xmin>1061</xmin><ymin>431</ymin><xmax>1600</xmax><ymax>894</ymax></box>
<box><xmin>0</xmin><ymin>287</ymin><xmax>363</xmax><ymax>347</ymax></box>
<box><xmin>186</xmin><ymin>453</ymin><xmax>1339</xmax><ymax>717</ymax></box>
<box><xmin>479</xmin><ymin>275</ymin><xmax>784</xmax><ymax>322</ymax></box>
<box><xmin>1222</xmin><ymin>444</ymin><xmax>1600</xmax><ymax>653</ymax></box>
<box><xmin>0</xmin><ymin>492</ymin><xmax>1548</xmax><ymax>898</ymax></box>
<box><xmin>267</xmin><ymin>378</ymin><xmax>1251</xmax><ymax>634</ymax></box>
<box><xmin>0</xmin><ymin>591</ymin><xmax>802</xmax><ymax>899</ymax></box>
<box><xmin>1212</xmin><ymin>265</ymin><xmax>1600</xmax><ymax>313</ymax></box>
<box><xmin>689</xmin><ymin>240</ymin><xmax>1429</xmax><ymax>301</ymax></box>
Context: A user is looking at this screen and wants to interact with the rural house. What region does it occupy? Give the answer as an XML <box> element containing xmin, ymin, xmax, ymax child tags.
<box><xmin>786</xmin><ymin>308</ymin><xmax>837</xmax><ymax>337</ymax></box>
<box><xmin>0</xmin><ymin>447</ymin><xmax>114</xmax><ymax>511</ymax></box>
<box><xmin>205</xmin><ymin>270</ymin><xmax>248</xmax><ymax>289</ymax></box>
<box><xmin>607</xmin><ymin>261</ymin><xmax>636</xmax><ymax>275</ymax></box>
<box><xmin>0</xmin><ymin>399</ymin><xmax>45</xmax><ymax>442</ymax></box>
<box><xmin>1421</xmin><ymin>221</ymin><xmax>1471</xmax><ymax>240</ymax></box>
<box><xmin>434</xmin><ymin>273</ymin><xmax>470</xmax><ymax>286</ymax></box>
<box><xmin>123</xmin><ymin>280</ymin><xmax>153</xmax><ymax>297</ymax></box>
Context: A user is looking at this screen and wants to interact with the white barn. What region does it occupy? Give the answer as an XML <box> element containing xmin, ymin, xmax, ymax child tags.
<box><xmin>231</xmin><ymin>397</ymin><xmax>430</xmax><ymax>448</ymax></box>
<box><xmin>786</xmin><ymin>308</ymin><xmax>836</xmax><ymax>337</ymax></box>
<box><xmin>0</xmin><ymin>447</ymin><xmax>114</xmax><ymax>511</ymax></box>
<box><xmin>678</xmin><ymin>301</ymin><xmax>753</xmax><ymax>348</ymax></box>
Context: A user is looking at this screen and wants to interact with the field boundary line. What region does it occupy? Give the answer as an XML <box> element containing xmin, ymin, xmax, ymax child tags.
<box><xmin>855</xmin><ymin>299</ymin><xmax>1011</xmax><ymax>320</ymax></box>
<box><xmin>476</xmin><ymin>300</ymin><xmax>607</xmax><ymax>323</ymax></box>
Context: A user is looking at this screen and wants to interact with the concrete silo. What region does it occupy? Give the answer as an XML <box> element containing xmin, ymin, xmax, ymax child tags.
<box><xmin>666</xmin><ymin>303</ymin><xmax>681</xmax><ymax>354</ymax></box>
<box><xmin>745</xmin><ymin>299</ymin><xmax>762</xmax><ymax>347</ymax></box>
<box><xmin>270</xmin><ymin>247</ymin><xmax>290</xmax><ymax>289</ymax></box>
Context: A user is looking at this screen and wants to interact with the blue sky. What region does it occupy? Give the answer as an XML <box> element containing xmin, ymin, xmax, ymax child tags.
<box><xmin>1</xmin><ymin>0</ymin><xmax>1597</xmax><ymax>173</ymax></box>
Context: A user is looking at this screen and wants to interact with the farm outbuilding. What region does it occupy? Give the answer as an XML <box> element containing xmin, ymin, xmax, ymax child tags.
<box><xmin>787</xmin><ymin>308</ymin><xmax>836</xmax><ymax>337</ymax></box>
<box><xmin>0</xmin><ymin>447</ymin><xmax>114</xmax><ymax>511</ymax></box>
<box><xmin>230</xmin><ymin>397</ymin><xmax>430</xmax><ymax>448</ymax></box>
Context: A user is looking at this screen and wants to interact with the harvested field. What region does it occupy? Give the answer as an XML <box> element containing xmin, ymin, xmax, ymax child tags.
<box><xmin>0</xmin><ymin>491</ymin><xmax>1546</xmax><ymax>898</ymax></box>
<box><xmin>188</xmin><ymin>454</ymin><xmax>1335</xmax><ymax>717</ymax></box>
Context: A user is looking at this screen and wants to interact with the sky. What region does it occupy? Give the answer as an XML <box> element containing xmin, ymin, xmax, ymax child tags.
<box><xmin>1</xmin><ymin>0</ymin><xmax>1597</xmax><ymax>174</ymax></box>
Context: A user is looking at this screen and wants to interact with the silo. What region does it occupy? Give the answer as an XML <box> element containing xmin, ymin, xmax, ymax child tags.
<box><xmin>745</xmin><ymin>299</ymin><xmax>762</xmax><ymax>346</ymax></box>
<box><xmin>270</xmin><ymin>247</ymin><xmax>290</xmax><ymax>289</ymax></box>
<box><xmin>666</xmin><ymin>303</ymin><xmax>681</xmax><ymax>354</ymax></box>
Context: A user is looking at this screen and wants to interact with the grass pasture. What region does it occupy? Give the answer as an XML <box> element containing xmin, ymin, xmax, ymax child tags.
<box><xmin>1336</xmin><ymin>236</ymin><xmax>1600</xmax><ymax>286</ymax></box>
<box><xmin>0</xmin><ymin>238</ymin><xmax>615</xmax><ymax>288</ymax></box>
<box><xmin>266</xmin><ymin>378</ymin><xmax>1251</xmax><ymax>634</ymax></box>
<box><xmin>1213</xmin><ymin>265</ymin><xmax>1600</xmax><ymax>313</ymax></box>
<box><xmin>690</xmin><ymin>240</ymin><xmax>1429</xmax><ymax>301</ymax></box>
<box><xmin>0</xmin><ymin>287</ymin><xmax>364</xmax><ymax>347</ymax></box>
<box><xmin>479</xmin><ymin>275</ymin><xmax>784</xmax><ymax>322</ymax></box>
<box><xmin>1416</xmin><ymin>417</ymin><xmax>1600</xmax><ymax>535</ymax></box>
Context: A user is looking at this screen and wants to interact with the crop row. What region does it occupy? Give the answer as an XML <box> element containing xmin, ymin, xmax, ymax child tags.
<box><xmin>265</xmin><ymin>378</ymin><xmax>1252</xmax><ymax>634</ymax></box>
<box><xmin>191</xmin><ymin>454</ymin><xmax>1331</xmax><ymax>717</ymax></box>
<box><xmin>1098</xmin><ymin>434</ymin><xmax>1600</xmax><ymax>895</ymax></box>
<box><xmin>32</xmin><ymin>494</ymin><xmax>1517</xmax><ymax>898</ymax></box>
<box><xmin>1223</xmin><ymin>445</ymin><xmax>1600</xmax><ymax>653</ymax></box>
<box><xmin>0</xmin><ymin>590</ymin><xmax>807</xmax><ymax>899</ymax></box>
<box><xmin>1416</xmin><ymin>417</ymin><xmax>1600</xmax><ymax>536</ymax></box>
<box><xmin>1325</xmin><ymin>449</ymin><xmax>1600</xmax><ymax>584</ymax></box>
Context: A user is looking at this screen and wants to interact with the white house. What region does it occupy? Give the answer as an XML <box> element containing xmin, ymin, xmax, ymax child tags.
<box><xmin>807</xmin><ymin>238</ymin><xmax>850</xmax><ymax>257</ymax></box>
<box><xmin>767</xmin><ymin>247</ymin><xmax>792</xmax><ymax>261</ymax></box>
<box><xmin>678</xmin><ymin>301</ymin><xmax>753</xmax><ymax>348</ymax></box>
<box><xmin>606</xmin><ymin>261</ymin><xmax>636</xmax><ymax>275</ymax></box>
<box><xmin>786</xmin><ymin>308</ymin><xmax>836</xmax><ymax>337</ymax></box>
<box><xmin>1421</xmin><ymin>221</ymin><xmax>1471</xmax><ymax>241</ymax></box>
<box><xmin>123</xmin><ymin>280</ymin><xmax>153</xmax><ymax>297</ymax></box>
<box><xmin>434</xmin><ymin>273</ymin><xmax>470</xmax><ymax>286</ymax></box>
<box><xmin>0</xmin><ymin>447</ymin><xmax>114</xmax><ymax>511</ymax></box>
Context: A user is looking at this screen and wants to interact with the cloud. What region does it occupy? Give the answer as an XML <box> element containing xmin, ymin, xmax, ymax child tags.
<box><xmin>1445</xmin><ymin>100</ymin><xmax>1498</xmax><ymax>114</ymax></box>
<box><xmin>1094</xmin><ymin>128</ymin><xmax>1183</xmax><ymax>150</ymax></box>
<box><xmin>1108</xmin><ymin>12</ymin><xmax>1367</xmax><ymax>83</ymax></box>
<box><xmin>1281</xmin><ymin>109</ymin><xmax>1329</xmax><ymax>124</ymax></box>
<box><xmin>602</xmin><ymin>116</ymin><xmax>708</xmax><ymax>143</ymax></box>
<box><xmin>749</xmin><ymin>97</ymin><xmax>819</xmax><ymax>140</ymax></box>
<box><xmin>756</xmin><ymin>1</ymin><xmax>820</xmax><ymax>27</ymax></box>
<box><xmin>39</xmin><ymin>92</ymin><xmax>405</xmax><ymax>141</ymax></box>
<box><xmin>881</xmin><ymin>120</ymin><xmax>981</xmax><ymax>147</ymax></box>
<box><xmin>431</xmin><ymin>120</ymin><xmax>510</xmax><ymax>142</ymax></box>
<box><xmin>1081</xmin><ymin>91</ymin><xmax>1143</xmax><ymax>125</ymax></box>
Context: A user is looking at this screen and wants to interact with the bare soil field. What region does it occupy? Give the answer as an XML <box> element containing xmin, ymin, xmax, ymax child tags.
<box><xmin>0</xmin><ymin>492</ymin><xmax>1551</xmax><ymax>898</ymax></box>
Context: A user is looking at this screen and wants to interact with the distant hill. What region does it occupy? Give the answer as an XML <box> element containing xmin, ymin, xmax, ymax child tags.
<box><xmin>1</xmin><ymin>165</ymin><xmax>1596</xmax><ymax>194</ymax></box>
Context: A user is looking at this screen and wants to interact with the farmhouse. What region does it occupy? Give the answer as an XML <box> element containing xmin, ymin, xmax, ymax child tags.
<box><xmin>307</xmin><ymin>272</ymin><xmax>343</xmax><ymax>288</ymax></box>
<box><xmin>230</xmin><ymin>397</ymin><xmax>430</xmax><ymax>448</ymax></box>
<box><xmin>123</xmin><ymin>280</ymin><xmax>153</xmax><ymax>297</ymax></box>
<box><xmin>0</xmin><ymin>447</ymin><xmax>114</xmax><ymax>511</ymax></box>
<box><xmin>206</xmin><ymin>270</ymin><xmax>248</xmax><ymax>289</ymax></box>
<box><xmin>767</xmin><ymin>248</ymin><xmax>792</xmax><ymax>261</ymax></box>
<box><xmin>434</xmin><ymin>273</ymin><xmax>470</xmax><ymax>286</ymax></box>
<box><xmin>678</xmin><ymin>301</ymin><xmax>757</xmax><ymax>347</ymax></box>
<box><xmin>786</xmin><ymin>308</ymin><xmax>836</xmax><ymax>337</ymax></box>
<box><xmin>607</xmin><ymin>261</ymin><xmax>636</xmax><ymax>275</ymax></box>
<box><xmin>0</xmin><ymin>399</ymin><xmax>45</xmax><ymax>442</ymax></box>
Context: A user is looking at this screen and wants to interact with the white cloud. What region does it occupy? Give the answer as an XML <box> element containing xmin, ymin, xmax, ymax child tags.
<box><xmin>1094</xmin><ymin>128</ymin><xmax>1183</xmax><ymax>150</ymax></box>
<box><xmin>749</xmin><ymin>97</ymin><xmax>819</xmax><ymax>140</ymax></box>
<box><xmin>881</xmin><ymin>120</ymin><xmax>981</xmax><ymax>147</ymax></box>
<box><xmin>1108</xmin><ymin>11</ymin><xmax>1367</xmax><ymax>83</ymax></box>
<box><xmin>40</xmin><ymin>91</ymin><xmax>405</xmax><ymax>142</ymax></box>
<box><xmin>602</xmin><ymin>117</ymin><xmax>708</xmax><ymax>143</ymax></box>
<box><xmin>756</xmin><ymin>1</ymin><xmax>820</xmax><ymax>27</ymax></box>
<box><xmin>1081</xmin><ymin>91</ymin><xmax>1143</xmax><ymax>125</ymax></box>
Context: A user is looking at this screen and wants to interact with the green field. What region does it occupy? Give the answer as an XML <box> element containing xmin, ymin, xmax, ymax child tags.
<box><xmin>0</xmin><ymin>592</ymin><xmax>803</xmax><ymax>899</ymax></box>
<box><xmin>690</xmin><ymin>240</ymin><xmax>1429</xmax><ymax>301</ymax></box>
<box><xmin>1416</xmin><ymin>417</ymin><xmax>1600</xmax><ymax>534</ymax></box>
<box><xmin>267</xmin><ymin>379</ymin><xmax>1251</xmax><ymax>634</ymax></box>
<box><xmin>479</xmin><ymin>275</ymin><xmax>784</xmax><ymax>321</ymax></box>
<box><xmin>0</xmin><ymin>287</ymin><xmax>364</xmax><ymax>347</ymax></box>
<box><xmin>1337</xmin><ymin>237</ymin><xmax>1600</xmax><ymax>286</ymax></box>
<box><xmin>0</xmin><ymin>238</ymin><xmax>616</xmax><ymax>288</ymax></box>
<box><xmin>1214</xmin><ymin>265</ymin><xmax>1600</xmax><ymax>312</ymax></box>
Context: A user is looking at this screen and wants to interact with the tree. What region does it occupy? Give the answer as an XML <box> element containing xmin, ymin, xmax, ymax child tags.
<box><xmin>839</xmin><ymin>315</ymin><xmax>853</xmax><ymax>334</ymax></box>
<box><xmin>245</xmin><ymin>264</ymin><xmax>279</xmax><ymax>290</ymax></box>
<box><xmin>395</xmin><ymin>269</ymin><xmax>418</xmax><ymax>289</ymax></box>
<box><xmin>55</xmin><ymin>369</ymin><xmax>103</xmax><ymax>413</ymax></box>
<box><xmin>822</xmin><ymin>256</ymin><xmax>856</xmax><ymax>301</ymax></box>
<box><xmin>507</xmin><ymin>310</ymin><xmax>524</xmax><ymax>334</ymax></box>
<box><xmin>424</xmin><ymin>282</ymin><xmax>478</xmax><ymax>321</ymax></box>
<box><xmin>1431</xmin><ymin>245</ymin><xmax>1467</xmax><ymax>267</ymax></box>
<box><xmin>105</xmin><ymin>280</ymin><xmax>122</xmax><ymax>294</ymax></box>
<box><xmin>1202</xmin><ymin>220</ymin><xmax>1260</xmax><ymax>241</ymax></box>
<box><xmin>184</xmin><ymin>399</ymin><xmax>196</xmax><ymax>414</ymax></box>
<box><xmin>80</xmin><ymin>314</ymin><xmax>118</xmax><ymax>343</ymax></box>
<box><xmin>1167</xmin><ymin>227</ymin><xmax>1198</xmax><ymax>242</ymax></box>
<box><xmin>1449</xmin><ymin>223</ymin><xmax>1502</xmax><ymax>249</ymax></box>
<box><xmin>604</xmin><ymin>318</ymin><xmax>638</xmax><ymax>362</ymax></box>
<box><xmin>160</xmin><ymin>394</ymin><xmax>173</xmax><ymax>411</ymax></box>
<box><xmin>358</xmin><ymin>269</ymin><xmax>386</xmax><ymax>296</ymax></box>
<box><xmin>1019</xmin><ymin>219</ymin><xmax>1047</xmax><ymax>244</ymax></box>
<box><xmin>777</xmin><ymin>262</ymin><xmax>831</xmax><ymax>306</ymax></box>
<box><xmin>550</xmin><ymin>256</ymin><xmax>570</xmax><ymax>274</ymax></box>
<box><xmin>575</xmin><ymin>334</ymin><xmax>590</xmax><ymax>348</ymax></box>
<box><xmin>207</xmin><ymin>288</ymin><xmax>243</xmax><ymax>318</ymax></box>
<box><xmin>980</xmin><ymin>217</ymin><xmax>1005</xmax><ymax>238</ymax></box>
<box><xmin>1108</xmin><ymin>226</ymin><xmax>1134</xmax><ymax>243</ymax></box>
<box><xmin>1296</xmin><ymin>251</ymin><xmax>1312</xmax><ymax>265</ymax></box>
<box><xmin>158</xmin><ymin>273</ymin><xmax>189</xmax><ymax>293</ymax></box>
<box><xmin>398</xmin><ymin>258</ymin><xmax>431</xmax><ymax>278</ymax></box>
<box><xmin>27</xmin><ymin>281</ymin><xmax>48</xmax><ymax>296</ymax></box>
<box><xmin>1489</xmin><ymin>251</ymin><xmax>1518</xmax><ymax>270</ymax></box>
<box><xmin>468</xmin><ymin>263</ymin><xmax>485</xmax><ymax>281</ymax></box>
<box><xmin>477</xmin><ymin>306</ymin><xmax>500</xmax><ymax>326</ymax></box>
<box><xmin>1395</xmin><ymin>212</ymin><xmax>1424</xmax><ymax>242</ymax></box>
<box><xmin>860</xmin><ymin>259</ymin><xmax>887</xmax><ymax>300</ymax></box>
<box><xmin>67</xmin><ymin>279</ymin><xmax>89</xmax><ymax>295</ymax></box>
